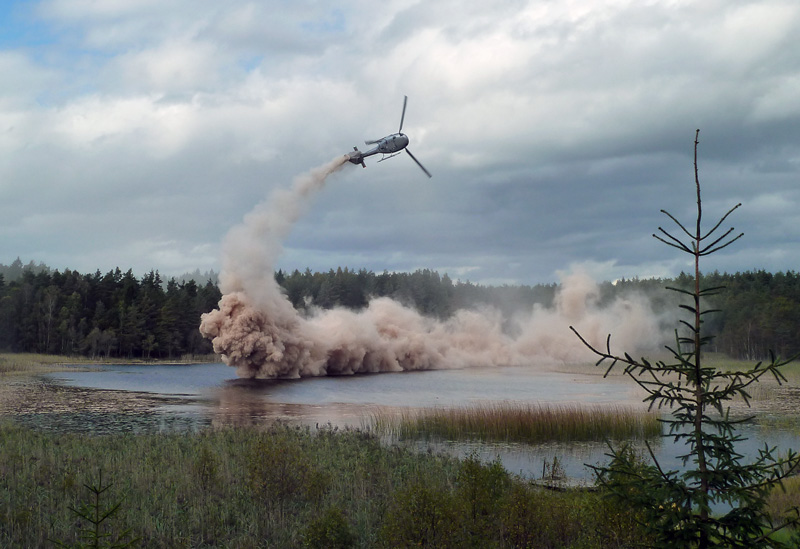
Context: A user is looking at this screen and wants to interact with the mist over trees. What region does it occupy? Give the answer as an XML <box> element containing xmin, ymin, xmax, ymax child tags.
<box><xmin>0</xmin><ymin>259</ymin><xmax>798</xmax><ymax>361</ymax></box>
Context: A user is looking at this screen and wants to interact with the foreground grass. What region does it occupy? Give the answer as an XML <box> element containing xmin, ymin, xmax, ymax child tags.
<box><xmin>368</xmin><ymin>402</ymin><xmax>662</xmax><ymax>443</ymax></box>
<box><xmin>0</xmin><ymin>421</ymin><xmax>649</xmax><ymax>548</ymax></box>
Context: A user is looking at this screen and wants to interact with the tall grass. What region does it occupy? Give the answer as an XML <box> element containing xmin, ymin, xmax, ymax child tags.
<box><xmin>0</xmin><ymin>422</ymin><xmax>648</xmax><ymax>548</ymax></box>
<box><xmin>0</xmin><ymin>352</ymin><xmax>220</xmax><ymax>376</ymax></box>
<box><xmin>767</xmin><ymin>474</ymin><xmax>800</xmax><ymax>523</ymax></box>
<box><xmin>368</xmin><ymin>402</ymin><xmax>662</xmax><ymax>443</ymax></box>
<box><xmin>0</xmin><ymin>353</ymin><xmax>83</xmax><ymax>376</ymax></box>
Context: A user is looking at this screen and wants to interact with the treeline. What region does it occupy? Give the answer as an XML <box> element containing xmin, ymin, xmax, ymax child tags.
<box><xmin>701</xmin><ymin>270</ymin><xmax>800</xmax><ymax>360</ymax></box>
<box><xmin>276</xmin><ymin>267</ymin><xmax>558</xmax><ymax>320</ymax></box>
<box><xmin>0</xmin><ymin>267</ymin><xmax>221</xmax><ymax>359</ymax></box>
<box><xmin>1</xmin><ymin>259</ymin><xmax>799</xmax><ymax>361</ymax></box>
<box><xmin>0</xmin><ymin>257</ymin><xmax>219</xmax><ymax>287</ymax></box>
<box><xmin>608</xmin><ymin>270</ymin><xmax>800</xmax><ymax>360</ymax></box>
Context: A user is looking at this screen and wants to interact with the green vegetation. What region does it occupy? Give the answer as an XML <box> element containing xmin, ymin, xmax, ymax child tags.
<box><xmin>0</xmin><ymin>353</ymin><xmax>84</xmax><ymax>376</ymax></box>
<box><xmin>51</xmin><ymin>469</ymin><xmax>140</xmax><ymax>549</ymax></box>
<box><xmin>302</xmin><ymin>507</ymin><xmax>356</xmax><ymax>549</ymax></box>
<box><xmin>368</xmin><ymin>402</ymin><xmax>661</xmax><ymax>443</ymax></box>
<box><xmin>768</xmin><ymin>475</ymin><xmax>800</xmax><ymax>526</ymax></box>
<box><xmin>0</xmin><ymin>422</ymin><xmax>649</xmax><ymax>548</ymax></box>
<box><xmin>0</xmin><ymin>353</ymin><xmax>217</xmax><ymax>377</ymax></box>
<box><xmin>573</xmin><ymin>131</ymin><xmax>800</xmax><ymax>547</ymax></box>
<box><xmin>0</xmin><ymin>267</ymin><xmax>220</xmax><ymax>359</ymax></box>
<box><xmin>274</xmin><ymin>266</ymin><xmax>557</xmax><ymax>319</ymax></box>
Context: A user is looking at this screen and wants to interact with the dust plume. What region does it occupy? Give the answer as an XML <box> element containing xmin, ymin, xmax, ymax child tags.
<box><xmin>200</xmin><ymin>157</ymin><xmax>664</xmax><ymax>379</ymax></box>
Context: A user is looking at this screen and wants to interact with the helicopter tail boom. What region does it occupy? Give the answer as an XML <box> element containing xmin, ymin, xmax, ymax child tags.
<box><xmin>347</xmin><ymin>147</ymin><xmax>366</xmax><ymax>168</ymax></box>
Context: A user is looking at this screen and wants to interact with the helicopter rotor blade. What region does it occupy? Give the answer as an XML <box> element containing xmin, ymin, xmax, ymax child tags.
<box><xmin>405</xmin><ymin>148</ymin><xmax>431</xmax><ymax>178</ymax></box>
<box><xmin>398</xmin><ymin>95</ymin><xmax>408</xmax><ymax>133</ymax></box>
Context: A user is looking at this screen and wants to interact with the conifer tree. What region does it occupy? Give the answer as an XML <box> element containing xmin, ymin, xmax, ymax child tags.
<box><xmin>572</xmin><ymin>130</ymin><xmax>800</xmax><ymax>548</ymax></box>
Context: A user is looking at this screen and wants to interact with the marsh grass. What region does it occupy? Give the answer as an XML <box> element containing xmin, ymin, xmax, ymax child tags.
<box><xmin>768</xmin><ymin>474</ymin><xmax>800</xmax><ymax>522</ymax></box>
<box><xmin>368</xmin><ymin>402</ymin><xmax>662</xmax><ymax>443</ymax></box>
<box><xmin>0</xmin><ymin>421</ymin><xmax>648</xmax><ymax>548</ymax></box>
<box><xmin>0</xmin><ymin>353</ymin><xmax>87</xmax><ymax>376</ymax></box>
<box><xmin>0</xmin><ymin>353</ymin><xmax>220</xmax><ymax>376</ymax></box>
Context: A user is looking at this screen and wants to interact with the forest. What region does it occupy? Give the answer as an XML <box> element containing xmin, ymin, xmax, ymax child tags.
<box><xmin>1</xmin><ymin>257</ymin><xmax>798</xmax><ymax>361</ymax></box>
<box><xmin>0</xmin><ymin>259</ymin><xmax>221</xmax><ymax>359</ymax></box>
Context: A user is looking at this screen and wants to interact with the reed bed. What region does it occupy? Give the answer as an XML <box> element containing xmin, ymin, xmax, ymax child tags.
<box><xmin>0</xmin><ymin>353</ymin><xmax>81</xmax><ymax>376</ymax></box>
<box><xmin>0</xmin><ymin>352</ymin><xmax>220</xmax><ymax>376</ymax></box>
<box><xmin>768</xmin><ymin>474</ymin><xmax>800</xmax><ymax>523</ymax></box>
<box><xmin>0</xmin><ymin>422</ymin><xmax>648</xmax><ymax>548</ymax></box>
<box><xmin>369</xmin><ymin>402</ymin><xmax>662</xmax><ymax>443</ymax></box>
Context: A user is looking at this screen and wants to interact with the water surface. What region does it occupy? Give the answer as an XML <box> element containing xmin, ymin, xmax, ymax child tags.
<box><xmin>15</xmin><ymin>362</ymin><xmax>799</xmax><ymax>483</ymax></box>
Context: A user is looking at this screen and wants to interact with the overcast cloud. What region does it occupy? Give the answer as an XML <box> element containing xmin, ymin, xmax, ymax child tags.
<box><xmin>1</xmin><ymin>0</ymin><xmax>799</xmax><ymax>285</ymax></box>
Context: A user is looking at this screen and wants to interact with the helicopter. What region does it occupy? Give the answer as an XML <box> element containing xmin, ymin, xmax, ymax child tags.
<box><xmin>346</xmin><ymin>96</ymin><xmax>431</xmax><ymax>178</ymax></box>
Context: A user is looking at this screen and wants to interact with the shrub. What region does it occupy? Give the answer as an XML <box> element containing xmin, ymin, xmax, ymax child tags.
<box><xmin>247</xmin><ymin>430</ymin><xmax>330</xmax><ymax>509</ymax></box>
<box><xmin>456</xmin><ymin>454</ymin><xmax>510</xmax><ymax>543</ymax></box>
<box><xmin>379</xmin><ymin>478</ymin><xmax>463</xmax><ymax>548</ymax></box>
<box><xmin>303</xmin><ymin>506</ymin><xmax>355</xmax><ymax>548</ymax></box>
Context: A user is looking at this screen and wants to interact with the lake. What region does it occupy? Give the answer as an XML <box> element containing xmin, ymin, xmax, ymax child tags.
<box><xmin>16</xmin><ymin>362</ymin><xmax>800</xmax><ymax>482</ymax></box>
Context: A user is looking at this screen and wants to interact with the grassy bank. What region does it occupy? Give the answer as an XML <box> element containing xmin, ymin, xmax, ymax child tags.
<box><xmin>0</xmin><ymin>353</ymin><xmax>85</xmax><ymax>376</ymax></box>
<box><xmin>368</xmin><ymin>402</ymin><xmax>662</xmax><ymax>443</ymax></box>
<box><xmin>0</xmin><ymin>422</ymin><xmax>648</xmax><ymax>548</ymax></box>
<box><xmin>0</xmin><ymin>353</ymin><xmax>220</xmax><ymax>377</ymax></box>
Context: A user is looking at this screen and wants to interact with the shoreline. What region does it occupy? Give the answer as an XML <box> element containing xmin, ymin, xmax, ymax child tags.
<box><xmin>0</xmin><ymin>352</ymin><xmax>221</xmax><ymax>377</ymax></box>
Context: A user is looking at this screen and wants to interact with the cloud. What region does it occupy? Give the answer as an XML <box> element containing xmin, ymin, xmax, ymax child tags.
<box><xmin>0</xmin><ymin>0</ymin><xmax>799</xmax><ymax>284</ymax></box>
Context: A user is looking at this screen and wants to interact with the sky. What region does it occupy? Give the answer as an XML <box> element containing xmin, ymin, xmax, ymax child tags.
<box><xmin>1</xmin><ymin>0</ymin><xmax>799</xmax><ymax>286</ymax></box>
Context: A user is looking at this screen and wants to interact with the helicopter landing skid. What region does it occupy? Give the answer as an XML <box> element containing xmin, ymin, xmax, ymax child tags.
<box><xmin>377</xmin><ymin>152</ymin><xmax>401</xmax><ymax>163</ymax></box>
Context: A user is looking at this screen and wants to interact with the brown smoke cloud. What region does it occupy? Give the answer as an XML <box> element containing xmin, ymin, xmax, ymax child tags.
<box><xmin>200</xmin><ymin>157</ymin><xmax>664</xmax><ymax>379</ymax></box>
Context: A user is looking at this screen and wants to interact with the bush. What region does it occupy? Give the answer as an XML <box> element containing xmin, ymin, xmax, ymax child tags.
<box><xmin>303</xmin><ymin>506</ymin><xmax>355</xmax><ymax>548</ymax></box>
<box><xmin>457</xmin><ymin>453</ymin><xmax>510</xmax><ymax>542</ymax></box>
<box><xmin>247</xmin><ymin>430</ymin><xmax>330</xmax><ymax>509</ymax></box>
<box><xmin>379</xmin><ymin>478</ymin><xmax>463</xmax><ymax>548</ymax></box>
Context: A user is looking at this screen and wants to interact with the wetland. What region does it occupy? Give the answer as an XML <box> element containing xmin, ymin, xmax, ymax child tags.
<box><xmin>3</xmin><ymin>356</ymin><xmax>800</xmax><ymax>547</ymax></box>
<box><xmin>5</xmin><ymin>359</ymin><xmax>800</xmax><ymax>482</ymax></box>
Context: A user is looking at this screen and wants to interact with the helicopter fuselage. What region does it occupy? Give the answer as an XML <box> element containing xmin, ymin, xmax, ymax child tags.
<box><xmin>372</xmin><ymin>132</ymin><xmax>409</xmax><ymax>155</ymax></box>
<box><xmin>347</xmin><ymin>133</ymin><xmax>409</xmax><ymax>167</ymax></box>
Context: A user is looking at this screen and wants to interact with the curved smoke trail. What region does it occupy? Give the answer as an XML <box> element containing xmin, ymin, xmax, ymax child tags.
<box><xmin>200</xmin><ymin>156</ymin><xmax>663</xmax><ymax>379</ymax></box>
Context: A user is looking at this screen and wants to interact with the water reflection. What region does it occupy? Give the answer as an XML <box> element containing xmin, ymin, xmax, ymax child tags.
<box><xmin>212</xmin><ymin>381</ymin><xmax>369</xmax><ymax>428</ymax></box>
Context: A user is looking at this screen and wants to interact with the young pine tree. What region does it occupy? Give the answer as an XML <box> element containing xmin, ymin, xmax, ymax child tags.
<box><xmin>572</xmin><ymin>130</ymin><xmax>800</xmax><ymax>548</ymax></box>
